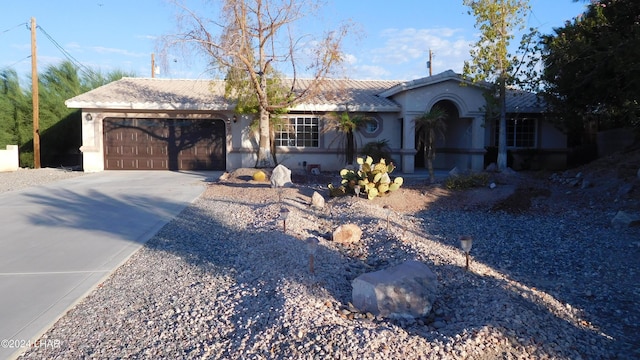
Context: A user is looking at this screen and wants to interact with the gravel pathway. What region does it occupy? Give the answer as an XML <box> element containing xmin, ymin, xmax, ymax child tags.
<box><xmin>5</xmin><ymin>170</ymin><xmax>640</xmax><ymax>359</ymax></box>
<box><xmin>0</xmin><ymin>168</ymin><xmax>85</xmax><ymax>193</ymax></box>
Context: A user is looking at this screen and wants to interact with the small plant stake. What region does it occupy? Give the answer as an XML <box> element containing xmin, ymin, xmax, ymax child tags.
<box><xmin>306</xmin><ymin>237</ymin><xmax>319</xmax><ymax>274</ymax></box>
<box><xmin>383</xmin><ymin>205</ymin><xmax>392</xmax><ymax>232</ymax></box>
<box><xmin>280</xmin><ymin>207</ymin><xmax>290</xmax><ymax>232</ymax></box>
<box><xmin>460</xmin><ymin>235</ymin><xmax>473</xmax><ymax>271</ymax></box>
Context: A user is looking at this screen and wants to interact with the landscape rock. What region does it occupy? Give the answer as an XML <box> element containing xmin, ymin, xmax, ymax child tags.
<box><xmin>332</xmin><ymin>224</ymin><xmax>362</xmax><ymax>245</ymax></box>
<box><xmin>616</xmin><ymin>183</ymin><xmax>634</xmax><ymax>198</ymax></box>
<box><xmin>611</xmin><ymin>210</ymin><xmax>640</xmax><ymax>228</ymax></box>
<box><xmin>270</xmin><ymin>164</ymin><xmax>293</xmax><ymax>188</ymax></box>
<box><xmin>311</xmin><ymin>191</ymin><xmax>325</xmax><ymax>209</ymax></box>
<box><xmin>253</xmin><ymin>170</ymin><xmax>267</xmax><ymax>181</ymax></box>
<box><xmin>501</xmin><ymin>167</ymin><xmax>517</xmax><ymax>176</ymax></box>
<box><xmin>351</xmin><ymin>260</ymin><xmax>438</xmax><ymax>319</ymax></box>
<box><xmin>485</xmin><ymin>163</ymin><xmax>498</xmax><ymax>172</ymax></box>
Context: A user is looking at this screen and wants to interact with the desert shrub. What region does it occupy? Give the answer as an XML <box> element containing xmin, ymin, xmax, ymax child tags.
<box><xmin>444</xmin><ymin>172</ymin><xmax>489</xmax><ymax>190</ymax></box>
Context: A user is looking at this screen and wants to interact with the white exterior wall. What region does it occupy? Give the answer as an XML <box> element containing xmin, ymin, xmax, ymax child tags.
<box><xmin>80</xmin><ymin>111</ymin><xmax>104</xmax><ymax>172</ymax></box>
<box><xmin>229</xmin><ymin>112</ymin><xmax>403</xmax><ymax>172</ymax></box>
<box><xmin>0</xmin><ymin>145</ymin><xmax>19</xmax><ymax>172</ymax></box>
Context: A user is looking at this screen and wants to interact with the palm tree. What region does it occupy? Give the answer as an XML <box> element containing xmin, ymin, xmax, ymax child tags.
<box><xmin>323</xmin><ymin>110</ymin><xmax>372</xmax><ymax>166</ymax></box>
<box><xmin>414</xmin><ymin>106</ymin><xmax>447</xmax><ymax>183</ymax></box>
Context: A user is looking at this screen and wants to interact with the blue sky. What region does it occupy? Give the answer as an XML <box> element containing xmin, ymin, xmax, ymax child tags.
<box><xmin>0</xmin><ymin>0</ymin><xmax>588</xmax><ymax>82</ymax></box>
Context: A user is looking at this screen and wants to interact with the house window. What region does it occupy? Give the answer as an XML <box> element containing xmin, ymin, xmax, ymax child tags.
<box><xmin>364</xmin><ymin>118</ymin><xmax>379</xmax><ymax>134</ymax></box>
<box><xmin>495</xmin><ymin>118</ymin><xmax>537</xmax><ymax>148</ymax></box>
<box><xmin>275</xmin><ymin>116</ymin><xmax>319</xmax><ymax>147</ymax></box>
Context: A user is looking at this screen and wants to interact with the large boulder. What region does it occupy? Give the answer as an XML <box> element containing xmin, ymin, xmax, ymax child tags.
<box><xmin>611</xmin><ymin>211</ymin><xmax>640</xmax><ymax>228</ymax></box>
<box><xmin>270</xmin><ymin>164</ymin><xmax>293</xmax><ymax>188</ymax></box>
<box><xmin>352</xmin><ymin>260</ymin><xmax>438</xmax><ymax>319</ymax></box>
<box><xmin>332</xmin><ymin>224</ymin><xmax>362</xmax><ymax>245</ymax></box>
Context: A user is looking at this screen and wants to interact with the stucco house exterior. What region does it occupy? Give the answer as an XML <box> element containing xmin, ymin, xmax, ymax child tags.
<box><xmin>65</xmin><ymin>70</ymin><xmax>567</xmax><ymax>173</ymax></box>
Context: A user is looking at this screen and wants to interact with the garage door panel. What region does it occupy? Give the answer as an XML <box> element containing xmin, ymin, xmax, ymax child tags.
<box><xmin>104</xmin><ymin>118</ymin><xmax>226</xmax><ymax>170</ymax></box>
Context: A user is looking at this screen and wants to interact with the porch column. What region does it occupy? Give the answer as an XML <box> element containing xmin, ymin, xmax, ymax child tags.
<box><xmin>400</xmin><ymin>116</ymin><xmax>417</xmax><ymax>173</ymax></box>
<box><xmin>80</xmin><ymin>111</ymin><xmax>105</xmax><ymax>172</ymax></box>
<box><xmin>469</xmin><ymin>115</ymin><xmax>485</xmax><ymax>171</ymax></box>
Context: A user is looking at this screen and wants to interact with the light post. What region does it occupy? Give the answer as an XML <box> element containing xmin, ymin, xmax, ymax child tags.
<box><xmin>306</xmin><ymin>237</ymin><xmax>319</xmax><ymax>274</ymax></box>
<box><xmin>460</xmin><ymin>235</ymin><xmax>473</xmax><ymax>271</ymax></box>
<box><xmin>280</xmin><ymin>207</ymin><xmax>290</xmax><ymax>232</ymax></box>
<box><xmin>383</xmin><ymin>205</ymin><xmax>392</xmax><ymax>231</ymax></box>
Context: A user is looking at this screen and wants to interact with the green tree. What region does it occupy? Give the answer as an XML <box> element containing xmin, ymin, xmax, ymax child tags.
<box><xmin>323</xmin><ymin>110</ymin><xmax>372</xmax><ymax>166</ymax></box>
<box><xmin>0</xmin><ymin>61</ymin><xmax>132</xmax><ymax>168</ymax></box>
<box><xmin>225</xmin><ymin>65</ymin><xmax>290</xmax><ymax>166</ymax></box>
<box><xmin>163</xmin><ymin>0</ymin><xmax>351</xmax><ymax>168</ymax></box>
<box><xmin>414</xmin><ymin>106</ymin><xmax>447</xmax><ymax>183</ymax></box>
<box><xmin>0</xmin><ymin>69</ymin><xmax>30</xmax><ymax>149</ymax></box>
<box><xmin>541</xmin><ymin>0</ymin><xmax>640</xmax><ymax>142</ymax></box>
<box><xmin>463</xmin><ymin>0</ymin><xmax>532</xmax><ymax>171</ymax></box>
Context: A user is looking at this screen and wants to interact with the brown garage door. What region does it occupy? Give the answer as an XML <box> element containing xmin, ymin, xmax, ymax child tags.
<box><xmin>104</xmin><ymin>118</ymin><xmax>226</xmax><ymax>170</ymax></box>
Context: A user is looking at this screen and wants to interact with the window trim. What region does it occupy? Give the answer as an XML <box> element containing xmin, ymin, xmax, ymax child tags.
<box><xmin>361</xmin><ymin>115</ymin><xmax>383</xmax><ymax>138</ymax></box>
<box><xmin>274</xmin><ymin>115</ymin><xmax>320</xmax><ymax>148</ymax></box>
<box><xmin>495</xmin><ymin>117</ymin><xmax>538</xmax><ymax>149</ymax></box>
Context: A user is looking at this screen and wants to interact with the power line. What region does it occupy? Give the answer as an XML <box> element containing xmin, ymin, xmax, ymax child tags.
<box><xmin>3</xmin><ymin>55</ymin><xmax>32</xmax><ymax>69</ymax></box>
<box><xmin>31</xmin><ymin>23</ymin><xmax>97</xmax><ymax>79</ymax></box>
<box><xmin>0</xmin><ymin>22</ymin><xmax>28</xmax><ymax>36</ymax></box>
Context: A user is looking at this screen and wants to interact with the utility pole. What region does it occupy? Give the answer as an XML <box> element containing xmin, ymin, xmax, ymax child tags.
<box><xmin>428</xmin><ymin>49</ymin><xmax>433</xmax><ymax>76</ymax></box>
<box><xmin>31</xmin><ymin>17</ymin><xmax>40</xmax><ymax>168</ymax></box>
<box><xmin>151</xmin><ymin>53</ymin><xmax>155</xmax><ymax>78</ymax></box>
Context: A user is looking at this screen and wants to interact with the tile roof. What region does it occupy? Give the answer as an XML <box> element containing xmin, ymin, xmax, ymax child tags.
<box><xmin>65</xmin><ymin>78</ymin><xmax>232</xmax><ymax>111</ymax></box>
<box><xmin>505</xmin><ymin>89</ymin><xmax>546</xmax><ymax>113</ymax></box>
<box><xmin>65</xmin><ymin>77</ymin><xmax>402</xmax><ymax>112</ymax></box>
<box><xmin>65</xmin><ymin>73</ymin><xmax>544</xmax><ymax>114</ymax></box>
<box><xmin>286</xmin><ymin>78</ymin><xmax>402</xmax><ymax>112</ymax></box>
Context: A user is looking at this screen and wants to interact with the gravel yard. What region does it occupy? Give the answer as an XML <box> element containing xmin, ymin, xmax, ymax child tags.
<box><xmin>5</xmin><ymin>166</ymin><xmax>640</xmax><ymax>359</ymax></box>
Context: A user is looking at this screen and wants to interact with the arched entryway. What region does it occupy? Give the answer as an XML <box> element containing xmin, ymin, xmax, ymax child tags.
<box><xmin>415</xmin><ymin>100</ymin><xmax>460</xmax><ymax>169</ymax></box>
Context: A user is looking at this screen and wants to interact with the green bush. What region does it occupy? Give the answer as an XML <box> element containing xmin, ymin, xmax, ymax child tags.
<box><xmin>444</xmin><ymin>172</ymin><xmax>489</xmax><ymax>190</ymax></box>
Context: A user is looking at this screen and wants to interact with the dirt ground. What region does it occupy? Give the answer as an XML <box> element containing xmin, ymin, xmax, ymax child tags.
<box><xmin>221</xmin><ymin>149</ymin><xmax>640</xmax><ymax>215</ymax></box>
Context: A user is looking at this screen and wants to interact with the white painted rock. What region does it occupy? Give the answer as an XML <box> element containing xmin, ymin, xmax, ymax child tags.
<box><xmin>270</xmin><ymin>164</ymin><xmax>293</xmax><ymax>188</ymax></box>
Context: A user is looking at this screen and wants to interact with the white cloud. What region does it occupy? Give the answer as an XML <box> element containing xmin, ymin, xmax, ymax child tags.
<box><xmin>342</xmin><ymin>53</ymin><xmax>357</xmax><ymax>65</ymax></box>
<box><xmin>91</xmin><ymin>46</ymin><xmax>146</xmax><ymax>58</ymax></box>
<box><xmin>358</xmin><ymin>27</ymin><xmax>473</xmax><ymax>79</ymax></box>
<box><xmin>353</xmin><ymin>64</ymin><xmax>391</xmax><ymax>79</ymax></box>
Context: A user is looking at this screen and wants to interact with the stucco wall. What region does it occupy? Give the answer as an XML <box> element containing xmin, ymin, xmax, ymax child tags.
<box><xmin>0</xmin><ymin>145</ymin><xmax>19</xmax><ymax>172</ymax></box>
<box><xmin>390</xmin><ymin>79</ymin><xmax>488</xmax><ymax>173</ymax></box>
<box><xmin>231</xmin><ymin>112</ymin><xmax>403</xmax><ymax>172</ymax></box>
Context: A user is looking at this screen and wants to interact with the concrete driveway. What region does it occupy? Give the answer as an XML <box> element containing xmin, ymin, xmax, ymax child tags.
<box><xmin>0</xmin><ymin>170</ymin><xmax>219</xmax><ymax>359</ymax></box>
